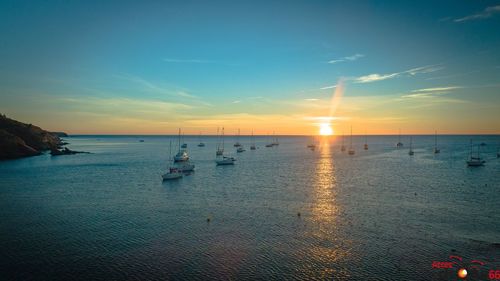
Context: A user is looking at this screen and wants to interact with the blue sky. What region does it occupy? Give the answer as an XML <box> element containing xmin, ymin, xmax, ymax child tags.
<box><xmin>0</xmin><ymin>0</ymin><xmax>499</xmax><ymax>134</ymax></box>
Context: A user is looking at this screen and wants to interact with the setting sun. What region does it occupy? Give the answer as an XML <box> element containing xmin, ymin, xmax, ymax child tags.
<box><xmin>319</xmin><ymin>123</ymin><xmax>333</xmax><ymax>135</ymax></box>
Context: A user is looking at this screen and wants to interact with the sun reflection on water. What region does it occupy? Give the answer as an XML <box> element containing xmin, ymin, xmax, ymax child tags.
<box><xmin>299</xmin><ymin>136</ymin><xmax>353</xmax><ymax>280</ymax></box>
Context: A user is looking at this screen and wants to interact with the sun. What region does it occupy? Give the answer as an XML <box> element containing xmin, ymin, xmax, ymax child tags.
<box><xmin>319</xmin><ymin>123</ymin><xmax>333</xmax><ymax>136</ymax></box>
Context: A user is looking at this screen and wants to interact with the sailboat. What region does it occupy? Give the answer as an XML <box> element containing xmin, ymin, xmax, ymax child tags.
<box><xmin>307</xmin><ymin>135</ymin><xmax>316</xmax><ymax>150</ymax></box>
<box><xmin>265</xmin><ymin>133</ymin><xmax>273</xmax><ymax>147</ymax></box>
<box><xmin>216</xmin><ymin>127</ymin><xmax>224</xmax><ymax>156</ymax></box>
<box><xmin>396</xmin><ymin>129</ymin><xmax>404</xmax><ymax>147</ymax></box>
<box><xmin>162</xmin><ymin>141</ymin><xmax>183</xmax><ymax>180</ymax></box>
<box><xmin>341</xmin><ymin>132</ymin><xmax>346</xmax><ymax>152</ymax></box>
<box><xmin>174</xmin><ymin>129</ymin><xmax>189</xmax><ymax>162</ymax></box>
<box><xmin>408</xmin><ymin>136</ymin><xmax>414</xmax><ymax>156</ymax></box>
<box><xmin>467</xmin><ymin>139</ymin><xmax>485</xmax><ymax>166</ymax></box>
<box><xmin>272</xmin><ymin>131</ymin><xmax>279</xmax><ymax>146</ymax></box>
<box><xmin>348</xmin><ymin>126</ymin><xmax>355</xmax><ymax>155</ymax></box>
<box><xmin>433</xmin><ymin>131</ymin><xmax>440</xmax><ymax>154</ymax></box>
<box><xmin>250</xmin><ymin>130</ymin><xmax>256</xmax><ymax>150</ymax></box>
<box><xmin>233</xmin><ymin>129</ymin><xmax>241</xmax><ymax>147</ymax></box>
<box><xmin>364</xmin><ymin>131</ymin><xmax>368</xmax><ymax>150</ymax></box>
<box><xmin>216</xmin><ymin>127</ymin><xmax>236</xmax><ymax>165</ymax></box>
<box><xmin>181</xmin><ymin>133</ymin><xmax>187</xmax><ymax>148</ymax></box>
<box><xmin>197</xmin><ymin>132</ymin><xmax>205</xmax><ymax>147</ymax></box>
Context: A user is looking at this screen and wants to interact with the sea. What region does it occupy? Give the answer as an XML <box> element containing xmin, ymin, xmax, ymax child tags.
<box><xmin>0</xmin><ymin>135</ymin><xmax>499</xmax><ymax>281</ymax></box>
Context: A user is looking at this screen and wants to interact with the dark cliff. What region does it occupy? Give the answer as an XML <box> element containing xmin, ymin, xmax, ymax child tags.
<box><xmin>0</xmin><ymin>114</ymin><xmax>65</xmax><ymax>160</ymax></box>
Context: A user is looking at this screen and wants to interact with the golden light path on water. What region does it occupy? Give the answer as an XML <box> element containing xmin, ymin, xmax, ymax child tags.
<box><xmin>299</xmin><ymin>136</ymin><xmax>353</xmax><ymax>280</ymax></box>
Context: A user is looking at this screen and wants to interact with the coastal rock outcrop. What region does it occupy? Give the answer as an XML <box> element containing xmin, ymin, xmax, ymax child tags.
<box><xmin>0</xmin><ymin>114</ymin><xmax>74</xmax><ymax>160</ymax></box>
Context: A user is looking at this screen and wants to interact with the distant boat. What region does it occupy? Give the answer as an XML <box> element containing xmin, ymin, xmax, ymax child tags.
<box><xmin>174</xmin><ymin>129</ymin><xmax>189</xmax><ymax>162</ymax></box>
<box><xmin>139</xmin><ymin>139</ymin><xmax>145</xmax><ymax>142</ymax></box>
<box><xmin>197</xmin><ymin>132</ymin><xmax>205</xmax><ymax>147</ymax></box>
<box><xmin>348</xmin><ymin>126</ymin><xmax>355</xmax><ymax>155</ymax></box>
<box><xmin>162</xmin><ymin>167</ymin><xmax>183</xmax><ymax>180</ymax></box>
<box><xmin>236</xmin><ymin>146</ymin><xmax>246</xmax><ymax>153</ymax></box>
<box><xmin>467</xmin><ymin>139</ymin><xmax>485</xmax><ymax>167</ymax></box>
<box><xmin>341</xmin><ymin>132</ymin><xmax>346</xmax><ymax>152</ymax></box>
<box><xmin>408</xmin><ymin>136</ymin><xmax>414</xmax><ymax>156</ymax></box>
<box><xmin>233</xmin><ymin>129</ymin><xmax>241</xmax><ymax>147</ymax></box>
<box><xmin>216</xmin><ymin>127</ymin><xmax>223</xmax><ymax>156</ymax></box>
<box><xmin>396</xmin><ymin>129</ymin><xmax>404</xmax><ymax>147</ymax></box>
<box><xmin>216</xmin><ymin>127</ymin><xmax>235</xmax><ymax>165</ymax></box>
<box><xmin>162</xmin><ymin>141</ymin><xmax>183</xmax><ymax>180</ymax></box>
<box><xmin>265</xmin><ymin>133</ymin><xmax>273</xmax><ymax>147</ymax></box>
<box><xmin>307</xmin><ymin>135</ymin><xmax>316</xmax><ymax>150</ymax></box>
<box><xmin>364</xmin><ymin>131</ymin><xmax>368</xmax><ymax>150</ymax></box>
<box><xmin>250</xmin><ymin>130</ymin><xmax>256</xmax><ymax>150</ymax></box>
<box><xmin>433</xmin><ymin>131</ymin><xmax>440</xmax><ymax>154</ymax></box>
<box><xmin>271</xmin><ymin>131</ymin><xmax>279</xmax><ymax>146</ymax></box>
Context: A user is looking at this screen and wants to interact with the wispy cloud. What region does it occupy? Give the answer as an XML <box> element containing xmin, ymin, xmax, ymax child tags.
<box><xmin>355</xmin><ymin>73</ymin><xmax>399</xmax><ymax>83</ymax></box>
<box><xmin>304</xmin><ymin>98</ymin><xmax>319</xmax><ymax>101</ymax></box>
<box><xmin>328</xmin><ymin>53</ymin><xmax>364</xmax><ymax>64</ymax></box>
<box><xmin>401</xmin><ymin>86</ymin><xmax>462</xmax><ymax>99</ymax></box>
<box><xmin>454</xmin><ymin>5</ymin><xmax>500</xmax><ymax>22</ymax></box>
<box><xmin>114</xmin><ymin>74</ymin><xmax>196</xmax><ymax>98</ymax></box>
<box><xmin>353</xmin><ymin>65</ymin><xmax>443</xmax><ymax>84</ymax></box>
<box><xmin>320</xmin><ymin>85</ymin><xmax>338</xmax><ymax>90</ymax></box>
<box><xmin>411</xmin><ymin>86</ymin><xmax>463</xmax><ymax>93</ymax></box>
<box><xmin>232</xmin><ymin>100</ymin><xmax>241</xmax><ymax>104</ymax></box>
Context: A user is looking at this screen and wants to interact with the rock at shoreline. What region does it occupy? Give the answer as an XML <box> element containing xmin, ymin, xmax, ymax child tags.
<box><xmin>0</xmin><ymin>114</ymin><xmax>73</xmax><ymax>160</ymax></box>
<box><xmin>50</xmin><ymin>147</ymin><xmax>89</xmax><ymax>156</ymax></box>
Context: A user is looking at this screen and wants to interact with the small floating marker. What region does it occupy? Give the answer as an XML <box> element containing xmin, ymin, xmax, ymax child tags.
<box><xmin>207</xmin><ymin>217</ymin><xmax>211</xmax><ymax>223</ymax></box>
<box><xmin>414</xmin><ymin>192</ymin><xmax>417</xmax><ymax>196</ymax></box>
<box><xmin>297</xmin><ymin>212</ymin><xmax>301</xmax><ymax>217</ymax></box>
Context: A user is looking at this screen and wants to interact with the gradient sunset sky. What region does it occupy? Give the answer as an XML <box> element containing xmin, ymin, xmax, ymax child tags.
<box><xmin>1</xmin><ymin>0</ymin><xmax>499</xmax><ymax>135</ymax></box>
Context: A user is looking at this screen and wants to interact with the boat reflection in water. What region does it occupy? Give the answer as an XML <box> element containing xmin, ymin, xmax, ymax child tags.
<box><xmin>296</xmin><ymin>136</ymin><xmax>353</xmax><ymax>280</ymax></box>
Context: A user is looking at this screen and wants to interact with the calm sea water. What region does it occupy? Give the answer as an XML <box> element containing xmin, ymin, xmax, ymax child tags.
<box><xmin>0</xmin><ymin>135</ymin><xmax>499</xmax><ymax>280</ymax></box>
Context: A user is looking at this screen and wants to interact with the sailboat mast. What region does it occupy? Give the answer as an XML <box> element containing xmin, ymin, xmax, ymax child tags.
<box><xmin>222</xmin><ymin>127</ymin><xmax>225</xmax><ymax>150</ymax></box>
<box><xmin>169</xmin><ymin>140</ymin><xmax>172</xmax><ymax>161</ymax></box>
<box><xmin>178</xmin><ymin>128</ymin><xmax>181</xmax><ymax>151</ymax></box>
<box><xmin>435</xmin><ymin>131</ymin><xmax>437</xmax><ymax>149</ymax></box>
<box><xmin>350</xmin><ymin>126</ymin><xmax>353</xmax><ymax>148</ymax></box>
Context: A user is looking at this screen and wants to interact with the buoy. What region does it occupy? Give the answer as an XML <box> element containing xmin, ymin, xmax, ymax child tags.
<box><xmin>207</xmin><ymin>217</ymin><xmax>211</xmax><ymax>223</ymax></box>
<box><xmin>297</xmin><ymin>212</ymin><xmax>301</xmax><ymax>217</ymax></box>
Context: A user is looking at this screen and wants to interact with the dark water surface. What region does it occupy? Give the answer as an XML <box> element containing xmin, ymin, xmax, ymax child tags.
<box><xmin>1</xmin><ymin>135</ymin><xmax>499</xmax><ymax>280</ymax></box>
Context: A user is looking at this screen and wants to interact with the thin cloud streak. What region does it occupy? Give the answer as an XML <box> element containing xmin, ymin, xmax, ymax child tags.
<box><xmin>353</xmin><ymin>65</ymin><xmax>444</xmax><ymax>83</ymax></box>
<box><xmin>454</xmin><ymin>5</ymin><xmax>500</xmax><ymax>22</ymax></box>
<box><xmin>328</xmin><ymin>54</ymin><xmax>364</xmax><ymax>64</ymax></box>
<box><xmin>411</xmin><ymin>86</ymin><xmax>463</xmax><ymax>93</ymax></box>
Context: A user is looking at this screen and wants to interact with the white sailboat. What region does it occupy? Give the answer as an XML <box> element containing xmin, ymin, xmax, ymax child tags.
<box><xmin>396</xmin><ymin>129</ymin><xmax>404</xmax><ymax>147</ymax></box>
<box><xmin>433</xmin><ymin>131</ymin><xmax>440</xmax><ymax>154</ymax></box>
<box><xmin>250</xmin><ymin>130</ymin><xmax>256</xmax><ymax>150</ymax></box>
<box><xmin>162</xmin><ymin>141</ymin><xmax>183</xmax><ymax>180</ymax></box>
<box><xmin>408</xmin><ymin>136</ymin><xmax>414</xmax><ymax>156</ymax></box>
<box><xmin>467</xmin><ymin>139</ymin><xmax>485</xmax><ymax>166</ymax></box>
<box><xmin>348</xmin><ymin>126</ymin><xmax>355</xmax><ymax>155</ymax></box>
<box><xmin>307</xmin><ymin>135</ymin><xmax>316</xmax><ymax>149</ymax></box>
<box><xmin>233</xmin><ymin>128</ymin><xmax>241</xmax><ymax>147</ymax></box>
<box><xmin>197</xmin><ymin>132</ymin><xmax>205</xmax><ymax>147</ymax></box>
<box><xmin>216</xmin><ymin>127</ymin><xmax>235</xmax><ymax>165</ymax></box>
<box><xmin>174</xmin><ymin>129</ymin><xmax>189</xmax><ymax>162</ymax></box>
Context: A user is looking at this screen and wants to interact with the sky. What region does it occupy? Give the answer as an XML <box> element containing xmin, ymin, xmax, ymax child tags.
<box><xmin>0</xmin><ymin>0</ymin><xmax>499</xmax><ymax>135</ymax></box>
